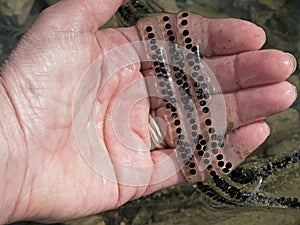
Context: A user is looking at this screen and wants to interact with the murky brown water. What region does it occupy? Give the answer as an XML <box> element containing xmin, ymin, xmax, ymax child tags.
<box><xmin>2</xmin><ymin>0</ymin><xmax>300</xmax><ymax>225</ymax></box>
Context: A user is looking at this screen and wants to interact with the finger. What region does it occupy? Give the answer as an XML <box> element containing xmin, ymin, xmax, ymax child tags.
<box><xmin>148</xmin><ymin>81</ymin><xmax>295</xmax><ymax>145</ymax></box>
<box><xmin>120</xmin><ymin>13</ymin><xmax>266</xmax><ymax>56</ymax></box>
<box><xmin>146</xmin><ymin>121</ymin><xmax>269</xmax><ymax>194</ymax></box>
<box><xmin>225</xmin><ymin>81</ymin><xmax>296</xmax><ymax>130</ymax></box>
<box><xmin>35</xmin><ymin>0</ymin><xmax>128</xmax><ymax>32</ymax></box>
<box><xmin>189</xmin><ymin>15</ymin><xmax>266</xmax><ymax>56</ymax></box>
<box><xmin>205</xmin><ymin>50</ymin><xmax>297</xmax><ymax>93</ymax></box>
<box><xmin>220</xmin><ymin>121</ymin><xmax>270</xmax><ymax>171</ymax></box>
<box><xmin>141</xmin><ymin>49</ymin><xmax>296</xmax><ymax>98</ymax></box>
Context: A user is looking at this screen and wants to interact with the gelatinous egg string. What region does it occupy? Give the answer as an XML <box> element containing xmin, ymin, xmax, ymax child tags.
<box><xmin>230</xmin><ymin>152</ymin><xmax>300</xmax><ymax>209</ymax></box>
<box><xmin>136</xmin><ymin>12</ymin><xmax>228</xmax><ymax>184</ymax></box>
<box><xmin>197</xmin><ymin>151</ymin><xmax>300</xmax><ymax>209</ymax></box>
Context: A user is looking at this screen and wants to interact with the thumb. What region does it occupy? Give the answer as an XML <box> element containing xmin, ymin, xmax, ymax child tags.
<box><xmin>35</xmin><ymin>0</ymin><xmax>129</xmax><ymax>32</ymax></box>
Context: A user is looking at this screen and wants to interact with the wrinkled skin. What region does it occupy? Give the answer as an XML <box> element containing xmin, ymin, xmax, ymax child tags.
<box><xmin>0</xmin><ymin>0</ymin><xmax>296</xmax><ymax>223</ymax></box>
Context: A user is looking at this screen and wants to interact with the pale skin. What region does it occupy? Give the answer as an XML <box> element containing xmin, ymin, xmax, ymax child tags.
<box><xmin>0</xmin><ymin>0</ymin><xmax>297</xmax><ymax>224</ymax></box>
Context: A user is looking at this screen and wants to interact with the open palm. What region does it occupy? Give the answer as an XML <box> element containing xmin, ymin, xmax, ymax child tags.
<box><xmin>1</xmin><ymin>0</ymin><xmax>296</xmax><ymax>223</ymax></box>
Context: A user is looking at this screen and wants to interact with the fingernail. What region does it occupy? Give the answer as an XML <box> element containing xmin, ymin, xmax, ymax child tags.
<box><xmin>284</xmin><ymin>82</ymin><xmax>297</xmax><ymax>103</ymax></box>
<box><xmin>285</xmin><ymin>52</ymin><xmax>297</xmax><ymax>73</ymax></box>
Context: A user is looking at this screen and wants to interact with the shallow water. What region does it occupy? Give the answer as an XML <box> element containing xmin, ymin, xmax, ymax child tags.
<box><xmin>2</xmin><ymin>0</ymin><xmax>300</xmax><ymax>225</ymax></box>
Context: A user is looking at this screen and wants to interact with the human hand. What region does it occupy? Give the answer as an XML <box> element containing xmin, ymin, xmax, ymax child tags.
<box><xmin>0</xmin><ymin>0</ymin><xmax>296</xmax><ymax>223</ymax></box>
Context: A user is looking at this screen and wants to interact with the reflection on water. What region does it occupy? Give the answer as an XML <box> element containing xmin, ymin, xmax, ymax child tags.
<box><xmin>1</xmin><ymin>0</ymin><xmax>300</xmax><ymax>224</ymax></box>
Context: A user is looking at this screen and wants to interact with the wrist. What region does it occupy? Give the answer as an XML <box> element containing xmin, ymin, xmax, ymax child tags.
<box><xmin>0</xmin><ymin>79</ymin><xmax>30</xmax><ymax>224</ymax></box>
